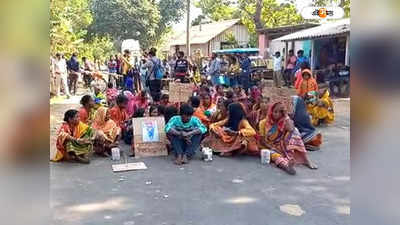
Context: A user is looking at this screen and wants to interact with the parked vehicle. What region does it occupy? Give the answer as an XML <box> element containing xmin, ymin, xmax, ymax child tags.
<box><xmin>249</xmin><ymin>56</ymin><xmax>272</xmax><ymax>81</ymax></box>
<box><xmin>328</xmin><ymin>65</ymin><xmax>350</xmax><ymax>98</ymax></box>
<box><xmin>316</xmin><ymin>64</ymin><xmax>350</xmax><ymax>98</ymax></box>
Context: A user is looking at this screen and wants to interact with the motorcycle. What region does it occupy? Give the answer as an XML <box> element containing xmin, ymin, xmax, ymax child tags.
<box><xmin>327</xmin><ymin>65</ymin><xmax>350</xmax><ymax>98</ymax></box>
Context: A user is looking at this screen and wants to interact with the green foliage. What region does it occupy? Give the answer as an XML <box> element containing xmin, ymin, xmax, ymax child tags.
<box><xmin>194</xmin><ymin>0</ymin><xmax>239</xmax><ymax>21</ymax></box>
<box><xmin>89</xmin><ymin>0</ymin><xmax>185</xmax><ymax>49</ymax></box>
<box><xmin>50</xmin><ymin>0</ymin><xmax>185</xmax><ymax>59</ymax></box>
<box><xmin>195</xmin><ymin>0</ymin><xmax>304</xmax><ymax>33</ymax></box>
<box><xmin>50</xmin><ymin>0</ymin><xmax>115</xmax><ymax>60</ymax></box>
<box><xmin>248</xmin><ymin>33</ymin><xmax>258</xmax><ymax>48</ymax></box>
<box><xmin>223</xmin><ymin>31</ymin><xmax>239</xmax><ymax>48</ymax></box>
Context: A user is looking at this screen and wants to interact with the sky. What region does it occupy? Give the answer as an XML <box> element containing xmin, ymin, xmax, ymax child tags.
<box><xmin>172</xmin><ymin>0</ymin><xmax>315</xmax><ymax>33</ymax></box>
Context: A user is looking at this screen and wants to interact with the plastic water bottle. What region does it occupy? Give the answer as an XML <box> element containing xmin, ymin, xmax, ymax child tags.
<box><xmin>111</xmin><ymin>147</ymin><xmax>121</xmax><ymax>161</ymax></box>
<box><xmin>261</xmin><ymin>149</ymin><xmax>271</xmax><ymax>164</ymax></box>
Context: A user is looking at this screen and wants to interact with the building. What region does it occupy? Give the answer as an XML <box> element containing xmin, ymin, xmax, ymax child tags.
<box><xmin>257</xmin><ymin>23</ymin><xmax>318</xmax><ymax>59</ymax></box>
<box><xmin>169</xmin><ymin>19</ymin><xmax>250</xmax><ymax>57</ymax></box>
<box><xmin>274</xmin><ymin>18</ymin><xmax>350</xmax><ymax>70</ymax></box>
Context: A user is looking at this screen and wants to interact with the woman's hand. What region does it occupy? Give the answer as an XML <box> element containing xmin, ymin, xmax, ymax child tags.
<box><xmin>284</xmin><ymin>119</ymin><xmax>294</xmax><ymax>132</ymax></box>
<box><xmin>77</xmin><ymin>138</ymin><xmax>92</xmax><ymax>145</ymax></box>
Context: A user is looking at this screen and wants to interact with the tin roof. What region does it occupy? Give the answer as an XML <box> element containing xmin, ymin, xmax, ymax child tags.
<box><xmin>170</xmin><ymin>19</ymin><xmax>241</xmax><ymax>46</ymax></box>
<box><xmin>274</xmin><ymin>18</ymin><xmax>350</xmax><ymax>41</ymax></box>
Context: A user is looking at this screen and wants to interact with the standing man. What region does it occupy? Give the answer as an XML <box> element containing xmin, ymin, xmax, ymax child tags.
<box><xmin>53</xmin><ymin>53</ymin><xmax>70</xmax><ymax>98</ymax></box>
<box><xmin>207</xmin><ymin>53</ymin><xmax>221</xmax><ymax>86</ymax></box>
<box><xmin>168</xmin><ymin>56</ymin><xmax>176</xmax><ymax>79</ymax></box>
<box><xmin>82</xmin><ymin>57</ymin><xmax>94</xmax><ymax>88</ymax></box>
<box><xmin>284</xmin><ymin>49</ymin><xmax>297</xmax><ymax>87</ymax></box>
<box><xmin>273</xmin><ymin>51</ymin><xmax>283</xmax><ymax>88</ymax></box>
<box><xmin>295</xmin><ymin>50</ymin><xmax>309</xmax><ymax>71</ymax></box>
<box><xmin>239</xmin><ymin>53</ymin><xmax>251</xmax><ymax>92</ymax></box>
<box><xmin>174</xmin><ymin>51</ymin><xmax>189</xmax><ymax>83</ymax></box>
<box><xmin>67</xmin><ymin>52</ymin><xmax>80</xmax><ymax>95</ymax></box>
<box><xmin>144</xmin><ymin>48</ymin><xmax>163</xmax><ymax>102</ymax></box>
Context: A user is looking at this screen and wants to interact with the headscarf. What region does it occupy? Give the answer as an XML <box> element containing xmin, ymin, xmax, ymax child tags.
<box><xmin>226</xmin><ymin>102</ymin><xmax>245</xmax><ymax>131</ymax></box>
<box><xmin>123</xmin><ymin>90</ymin><xmax>135</xmax><ymax>117</ymax></box>
<box><xmin>267</xmin><ymin>102</ymin><xmax>287</xmax><ymax>132</ymax></box>
<box><xmin>92</xmin><ymin>107</ymin><xmax>120</xmax><ymax>142</ymax></box>
<box><xmin>250</xmin><ymin>86</ymin><xmax>262</xmax><ymax>100</ymax></box>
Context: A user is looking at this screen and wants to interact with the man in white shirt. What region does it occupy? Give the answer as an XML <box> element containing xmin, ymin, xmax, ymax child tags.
<box><xmin>273</xmin><ymin>51</ymin><xmax>283</xmax><ymax>88</ymax></box>
<box><xmin>53</xmin><ymin>53</ymin><xmax>70</xmax><ymax>98</ymax></box>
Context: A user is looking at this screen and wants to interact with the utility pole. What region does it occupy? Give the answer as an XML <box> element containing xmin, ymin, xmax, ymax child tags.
<box><xmin>186</xmin><ymin>0</ymin><xmax>190</xmax><ymax>57</ymax></box>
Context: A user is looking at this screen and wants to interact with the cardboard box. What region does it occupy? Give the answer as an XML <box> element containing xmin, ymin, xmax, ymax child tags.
<box><xmin>169</xmin><ymin>82</ymin><xmax>194</xmax><ymax>103</ymax></box>
<box><xmin>132</xmin><ymin>117</ymin><xmax>168</xmax><ymax>158</ymax></box>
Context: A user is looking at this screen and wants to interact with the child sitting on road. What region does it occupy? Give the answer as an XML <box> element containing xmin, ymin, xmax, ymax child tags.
<box><xmin>165</xmin><ymin>104</ymin><xmax>207</xmax><ymax>165</ymax></box>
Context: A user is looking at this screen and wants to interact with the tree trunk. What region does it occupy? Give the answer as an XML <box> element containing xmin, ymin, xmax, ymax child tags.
<box><xmin>253</xmin><ymin>0</ymin><xmax>264</xmax><ymax>30</ymax></box>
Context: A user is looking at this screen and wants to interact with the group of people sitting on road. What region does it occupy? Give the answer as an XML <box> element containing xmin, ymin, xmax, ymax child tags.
<box><xmin>52</xmin><ymin>66</ymin><xmax>334</xmax><ymax>176</ymax></box>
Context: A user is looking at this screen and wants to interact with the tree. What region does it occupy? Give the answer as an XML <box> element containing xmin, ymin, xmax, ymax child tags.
<box><xmin>191</xmin><ymin>15</ymin><xmax>206</xmax><ymax>26</ymax></box>
<box><xmin>89</xmin><ymin>0</ymin><xmax>185</xmax><ymax>49</ymax></box>
<box><xmin>194</xmin><ymin>0</ymin><xmax>239</xmax><ymax>21</ymax></box>
<box><xmin>195</xmin><ymin>0</ymin><xmax>304</xmax><ymax>32</ymax></box>
<box><xmin>50</xmin><ymin>0</ymin><xmax>115</xmax><ymax>60</ymax></box>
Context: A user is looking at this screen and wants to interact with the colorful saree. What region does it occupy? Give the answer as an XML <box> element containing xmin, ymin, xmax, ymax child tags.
<box><xmin>193</xmin><ymin>103</ymin><xmax>216</xmax><ymax>127</ymax></box>
<box><xmin>203</xmin><ymin>118</ymin><xmax>259</xmax><ymax>155</ymax></box>
<box><xmin>292</xmin><ymin>96</ymin><xmax>322</xmax><ymax>150</ymax></box>
<box><xmin>296</xmin><ymin>69</ymin><xmax>318</xmax><ymax>97</ymax></box>
<box><xmin>53</xmin><ymin>121</ymin><xmax>94</xmax><ymax>161</ymax></box>
<box><xmin>92</xmin><ymin>107</ymin><xmax>121</xmax><ymax>154</ymax></box>
<box><xmin>109</xmin><ymin>105</ymin><xmax>128</xmax><ymax>130</ymax></box>
<box><xmin>306</xmin><ymin>90</ymin><xmax>335</xmax><ymax>126</ymax></box>
<box><xmin>79</xmin><ymin>107</ymin><xmax>95</xmax><ymax>125</ymax></box>
<box><xmin>92</xmin><ymin>107</ymin><xmax>121</xmax><ymax>143</ymax></box>
<box><xmin>258</xmin><ymin>102</ymin><xmax>308</xmax><ymax>168</ymax></box>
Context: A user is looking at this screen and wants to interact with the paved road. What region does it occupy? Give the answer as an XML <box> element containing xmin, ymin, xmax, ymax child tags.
<box><xmin>50</xmin><ymin>95</ymin><xmax>350</xmax><ymax>225</ymax></box>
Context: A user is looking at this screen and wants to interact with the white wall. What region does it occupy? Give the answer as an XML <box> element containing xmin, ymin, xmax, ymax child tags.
<box><xmin>269</xmin><ymin>40</ymin><xmax>286</xmax><ymax>58</ymax></box>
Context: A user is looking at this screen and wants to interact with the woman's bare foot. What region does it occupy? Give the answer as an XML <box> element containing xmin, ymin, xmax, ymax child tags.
<box><xmin>306</xmin><ymin>161</ymin><xmax>318</xmax><ymax>169</ymax></box>
<box><xmin>174</xmin><ymin>155</ymin><xmax>183</xmax><ymax>165</ymax></box>
<box><xmin>279</xmin><ymin>161</ymin><xmax>296</xmax><ymax>175</ymax></box>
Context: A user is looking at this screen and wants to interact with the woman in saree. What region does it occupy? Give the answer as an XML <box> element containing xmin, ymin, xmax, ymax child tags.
<box><xmin>296</xmin><ymin>69</ymin><xmax>318</xmax><ymax>97</ymax></box>
<box><xmin>193</xmin><ymin>93</ymin><xmax>216</xmax><ymax>128</ymax></box>
<box><xmin>53</xmin><ymin>109</ymin><xmax>95</xmax><ymax>164</ymax></box>
<box><xmin>79</xmin><ymin>95</ymin><xmax>96</xmax><ymax>125</ymax></box>
<box><xmin>258</xmin><ymin>102</ymin><xmax>318</xmax><ymax>175</ymax></box>
<box><xmin>248</xmin><ymin>96</ymin><xmax>270</xmax><ymax>130</ymax></box>
<box><xmin>292</xmin><ymin>95</ymin><xmax>322</xmax><ymax>151</ymax></box>
<box><xmin>203</xmin><ymin>102</ymin><xmax>259</xmax><ymax>156</ymax></box>
<box><xmin>109</xmin><ymin>94</ymin><xmax>129</xmax><ymax>131</ymax></box>
<box><xmin>210</xmin><ymin>98</ymin><xmax>232</xmax><ymax>123</ymax></box>
<box><xmin>305</xmin><ymin>89</ymin><xmax>335</xmax><ymax>126</ymax></box>
<box><xmin>212</xmin><ymin>85</ymin><xmax>225</xmax><ymax>105</ymax></box>
<box><xmin>92</xmin><ymin>107</ymin><xmax>121</xmax><ymax>157</ymax></box>
<box><xmin>232</xmin><ymin>85</ymin><xmax>250</xmax><ymax>115</ymax></box>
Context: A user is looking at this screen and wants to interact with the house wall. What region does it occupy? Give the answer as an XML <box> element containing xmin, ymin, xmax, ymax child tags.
<box><xmin>170</xmin><ymin>44</ymin><xmax>209</xmax><ymax>57</ymax></box>
<box><xmin>209</xmin><ymin>24</ymin><xmax>250</xmax><ymax>51</ymax></box>
<box><xmin>294</xmin><ymin>40</ymin><xmax>312</xmax><ymax>58</ymax></box>
<box><xmin>169</xmin><ymin>24</ymin><xmax>250</xmax><ymax>57</ymax></box>
<box><xmin>269</xmin><ymin>40</ymin><xmax>286</xmax><ymax>58</ymax></box>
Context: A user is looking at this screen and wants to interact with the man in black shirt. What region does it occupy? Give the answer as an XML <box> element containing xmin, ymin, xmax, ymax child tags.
<box><xmin>67</xmin><ymin>52</ymin><xmax>80</xmax><ymax>95</ymax></box>
<box><xmin>174</xmin><ymin>51</ymin><xmax>189</xmax><ymax>83</ymax></box>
